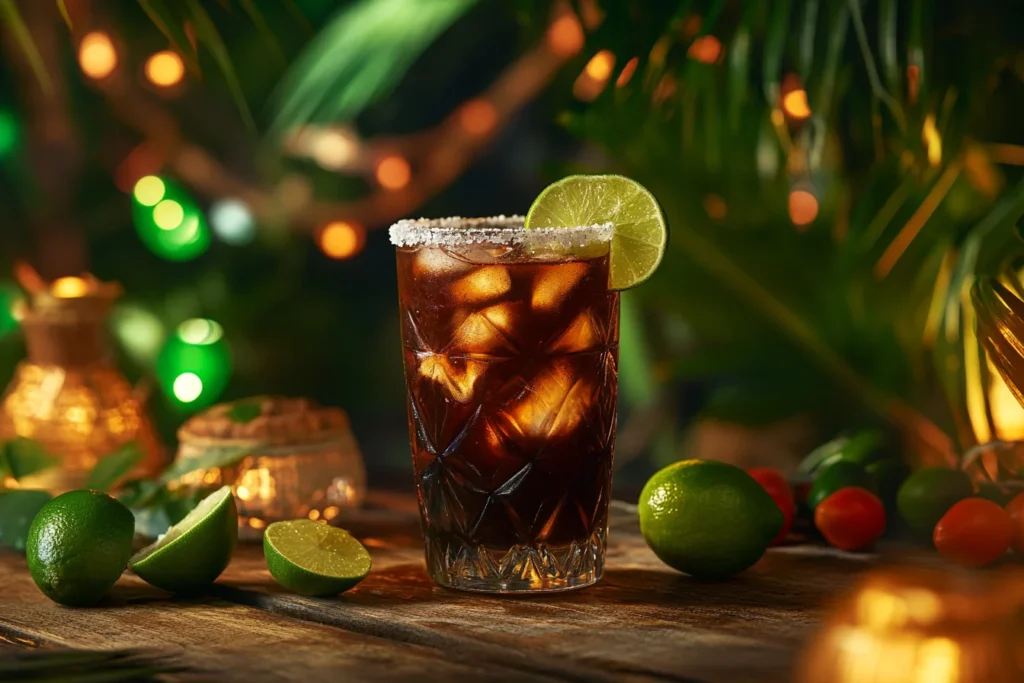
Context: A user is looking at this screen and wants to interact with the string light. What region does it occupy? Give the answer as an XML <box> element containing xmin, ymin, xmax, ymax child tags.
<box><xmin>78</xmin><ymin>32</ymin><xmax>118</xmax><ymax>80</ymax></box>
<box><xmin>133</xmin><ymin>175</ymin><xmax>166</xmax><ymax>206</ymax></box>
<box><xmin>318</xmin><ymin>221</ymin><xmax>363</xmax><ymax>259</ymax></box>
<box><xmin>157</xmin><ymin>318</ymin><xmax>231</xmax><ymax>410</ymax></box>
<box><xmin>547</xmin><ymin>13</ymin><xmax>584</xmax><ymax>57</ymax></box>
<box><xmin>782</xmin><ymin>89</ymin><xmax>811</xmax><ymax>119</ymax></box>
<box><xmin>788</xmin><ymin>189</ymin><xmax>819</xmax><ymax>227</ymax></box>
<box><xmin>458</xmin><ymin>99</ymin><xmax>498</xmax><ymax>137</ymax></box>
<box><xmin>616</xmin><ymin>57</ymin><xmax>639</xmax><ymax>87</ymax></box>
<box><xmin>688</xmin><ymin>36</ymin><xmax>722</xmax><ymax>64</ymax></box>
<box><xmin>575</xmin><ymin>50</ymin><xmax>615</xmax><ymax>102</ymax></box>
<box><xmin>153</xmin><ymin>199</ymin><xmax>185</xmax><ymax>230</ymax></box>
<box><xmin>0</xmin><ymin>109</ymin><xmax>18</xmax><ymax>157</ymax></box>
<box><xmin>132</xmin><ymin>176</ymin><xmax>210</xmax><ymax>261</ymax></box>
<box><xmin>51</xmin><ymin>277</ymin><xmax>89</xmax><ymax>298</ymax></box>
<box><xmin>112</xmin><ymin>305</ymin><xmax>165</xmax><ymax>363</ymax></box>
<box><xmin>0</xmin><ymin>285</ymin><xmax>21</xmax><ymax>338</ymax></box>
<box><xmin>375</xmin><ymin>155</ymin><xmax>411</xmax><ymax>190</ymax></box>
<box><xmin>144</xmin><ymin>50</ymin><xmax>185</xmax><ymax>88</ymax></box>
<box><xmin>923</xmin><ymin>114</ymin><xmax>942</xmax><ymax>167</ymax></box>
<box><xmin>210</xmin><ymin>198</ymin><xmax>256</xmax><ymax>245</ymax></box>
<box><xmin>173</xmin><ymin>373</ymin><xmax>204</xmax><ymax>403</ymax></box>
<box><xmin>312</xmin><ymin>129</ymin><xmax>359</xmax><ymax>170</ymax></box>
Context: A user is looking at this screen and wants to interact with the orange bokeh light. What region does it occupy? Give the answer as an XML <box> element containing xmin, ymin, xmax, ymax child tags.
<box><xmin>318</xmin><ymin>221</ymin><xmax>363</xmax><ymax>259</ymax></box>
<box><xmin>79</xmin><ymin>32</ymin><xmax>117</xmax><ymax>80</ymax></box>
<box><xmin>584</xmin><ymin>50</ymin><xmax>615</xmax><ymax>81</ymax></box>
<box><xmin>616</xmin><ymin>57</ymin><xmax>639</xmax><ymax>87</ymax></box>
<box><xmin>788</xmin><ymin>190</ymin><xmax>819</xmax><ymax>227</ymax></box>
<box><xmin>376</xmin><ymin>155</ymin><xmax>411</xmax><ymax>190</ymax></box>
<box><xmin>547</xmin><ymin>14</ymin><xmax>584</xmax><ymax>58</ymax></box>
<box><xmin>52</xmin><ymin>277</ymin><xmax>89</xmax><ymax>298</ymax></box>
<box><xmin>145</xmin><ymin>51</ymin><xmax>185</xmax><ymax>88</ymax></box>
<box><xmin>688</xmin><ymin>35</ymin><xmax>722</xmax><ymax>64</ymax></box>
<box><xmin>782</xmin><ymin>89</ymin><xmax>811</xmax><ymax>119</ymax></box>
<box><xmin>458</xmin><ymin>99</ymin><xmax>498</xmax><ymax>136</ymax></box>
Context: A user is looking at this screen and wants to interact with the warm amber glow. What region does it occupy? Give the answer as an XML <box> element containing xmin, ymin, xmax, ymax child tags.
<box><xmin>51</xmin><ymin>277</ymin><xmax>89</xmax><ymax>298</ymax></box>
<box><xmin>318</xmin><ymin>221</ymin><xmax>363</xmax><ymax>259</ymax></box>
<box><xmin>79</xmin><ymin>32</ymin><xmax>117</xmax><ymax>80</ymax></box>
<box><xmin>688</xmin><ymin>35</ymin><xmax>722</xmax><ymax>64</ymax></box>
<box><xmin>375</xmin><ymin>155</ymin><xmax>411</xmax><ymax>190</ymax></box>
<box><xmin>907</xmin><ymin>64</ymin><xmax>921</xmax><ymax>102</ymax></box>
<box><xmin>788</xmin><ymin>190</ymin><xmax>819</xmax><ymax>226</ymax></box>
<box><xmin>703</xmin><ymin>194</ymin><xmax>727</xmax><ymax>220</ymax></box>
<box><xmin>312</xmin><ymin>129</ymin><xmax>359</xmax><ymax>170</ymax></box>
<box><xmin>547</xmin><ymin>14</ymin><xmax>584</xmax><ymax>57</ymax></box>
<box><xmin>985</xmin><ymin>367</ymin><xmax>1024</xmax><ymax>440</ymax></box>
<box><xmin>616</xmin><ymin>57</ymin><xmax>639</xmax><ymax>87</ymax></box>
<box><xmin>458</xmin><ymin>99</ymin><xmax>498</xmax><ymax>136</ymax></box>
<box><xmin>923</xmin><ymin>114</ymin><xmax>942</xmax><ymax>167</ymax></box>
<box><xmin>144</xmin><ymin>51</ymin><xmax>185</xmax><ymax>88</ymax></box>
<box><xmin>584</xmin><ymin>50</ymin><xmax>615</xmax><ymax>81</ymax></box>
<box><xmin>783</xmin><ymin>89</ymin><xmax>811</xmax><ymax>119</ymax></box>
<box><xmin>308</xmin><ymin>508</ymin><xmax>321</xmax><ymax>521</ymax></box>
<box><xmin>915</xmin><ymin>638</ymin><xmax>960</xmax><ymax>683</ymax></box>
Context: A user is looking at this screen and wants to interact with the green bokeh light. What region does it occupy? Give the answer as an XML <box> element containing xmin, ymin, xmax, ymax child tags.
<box><xmin>132</xmin><ymin>176</ymin><xmax>211</xmax><ymax>261</ymax></box>
<box><xmin>156</xmin><ymin>319</ymin><xmax>232</xmax><ymax>410</ymax></box>
<box><xmin>0</xmin><ymin>110</ymin><xmax>18</xmax><ymax>157</ymax></box>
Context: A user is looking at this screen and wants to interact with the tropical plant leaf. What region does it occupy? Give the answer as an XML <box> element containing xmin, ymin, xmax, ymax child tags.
<box><xmin>761</xmin><ymin>0</ymin><xmax>790</xmax><ymax>106</ymax></box>
<box><xmin>186</xmin><ymin>0</ymin><xmax>256</xmax><ymax>132</ymax></box>
<box><xmin>878</xmin><ymin>0</ymin><xmax>898</xmax><ymax>96</ymax></box>
<box><xmin>57</xmin><ymin>0</ymin><xmax>73</xmax><ymax>31</ymax></box>
<box><xmin>0</xmin><ymin>489</ymin><xmax>51</xmax><ymax>552</ymax></box>
<box><xmin>137</xmin><ymin>0</ymin><xmax>202</xmax><ymax>77</ymax></box>
<box><xmin>161</xmin><ymin>447</ymin><xmax>251</xmax><ymax>484</ymax></box>
<box><xmin>86</xmin><ymin>441</ymin><xmax>145</xmax><ymax>492</ymax></box>
<box><xmin>2</xmin><ymin>437</ymin><xmax>59</xmax><ymax>481</ymax></box>
<box><xmin>796</xmin><ymin>0</ymin><xmax>819</xmax><ymax>80</ymax></box>
<box><xmin>238</xmin><ymin>0</ymin><xmax>285</xmax><ymax>64</ymax></box>
<box><xmin>270</xmin><ymin>0</ymin><xmax>479</xmax><ymax>133</ymax></box>
<box><xmin>0</xmin><ymin>0</ymin><xmax>53</xmax><ymax>94</ymax></box>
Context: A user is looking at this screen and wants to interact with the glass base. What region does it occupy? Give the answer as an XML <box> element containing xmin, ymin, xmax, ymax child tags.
<box><xmin>424</xmin><ymin>531</ymin><xmax>605</xmax><ymax>594</ymax></box>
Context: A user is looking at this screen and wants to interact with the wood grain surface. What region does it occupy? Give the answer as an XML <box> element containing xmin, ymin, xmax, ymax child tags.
<box><xmin>0</xmin><ymin>496</ymin><xmax>923</xmax><ymax>682</ymax></box>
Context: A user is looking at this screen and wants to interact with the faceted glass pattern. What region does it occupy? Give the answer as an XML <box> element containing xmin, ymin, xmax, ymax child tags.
<box><xmin>396</xmin><ymin>238</ymin><xmax>619</xmax><ymax>593</ymax></box>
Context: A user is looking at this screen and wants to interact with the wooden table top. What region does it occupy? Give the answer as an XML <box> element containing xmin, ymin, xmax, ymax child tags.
<box><xmin>0</xmin><ymin>493</ymin><xmax>924</xmax><ymax>682</ymax></box>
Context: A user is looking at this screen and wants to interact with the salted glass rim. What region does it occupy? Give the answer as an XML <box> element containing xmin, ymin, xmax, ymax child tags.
<box><xmin>388</xmin><ymin>215</ymin><xmax>614</xmax><ymax>248</ymax></box>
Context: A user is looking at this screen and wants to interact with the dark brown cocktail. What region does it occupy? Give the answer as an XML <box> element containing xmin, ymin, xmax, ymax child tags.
<box><xmin>391</xmin><ymin>216</ymin><xmax>618</xmax><ymax>593</ymax></box>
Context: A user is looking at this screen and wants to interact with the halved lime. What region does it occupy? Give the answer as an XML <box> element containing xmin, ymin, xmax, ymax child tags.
<box><xmin>264</xmin><ymin>519</ymin><xmax>371</xmax><ymax>597</ymax></box>
<box><xmin>129</xmin><ymin>485</ymin><xmax>238</xmax><ymax>593</ymax></box>
<box><xmin>525</xmin><ymin>174</ymin><xmax>668</xmax><ymax>290</ymax></box>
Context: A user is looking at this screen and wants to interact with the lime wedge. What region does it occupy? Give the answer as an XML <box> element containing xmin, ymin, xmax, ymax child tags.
<box><xmin>525</xmin><ymin>174</ymin><xmax>667</xmax><ymax>289</ymax></box>
<box><xmin>264</xmin><ymin>519</ymin><xmax>371</xmax><ymax>597</ymax></box>
<box><xmin>129</xmin><ymin>486</ymin><xmax>238</xmax><ymax>593</ymax></box>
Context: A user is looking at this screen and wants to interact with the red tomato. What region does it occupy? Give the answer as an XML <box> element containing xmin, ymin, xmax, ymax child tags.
<box><xmin>1008</xmin><ymin>493</ymin><xmax>1024</xmax><ymax>554</ymax></box>
<box><xmin>748</xmin><ymin>467</ymin><xmax>796</xmax><ymax>545</ymax></box>
<box><xmin>814</xmin><ymin>487</ymin><xmax>886</xmax><ymax>551</ymax></box>
<box><xmin>933</xmin><ymin>498</ymin><xmax>1012</xmax><ymax>568</ymax></box>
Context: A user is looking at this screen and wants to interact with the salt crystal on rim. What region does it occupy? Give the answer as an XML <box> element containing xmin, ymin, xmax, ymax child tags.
<box><xmin>388</xmin><ymin>215</ymin><xmax>614</xmax><ymax>249</ymax></box>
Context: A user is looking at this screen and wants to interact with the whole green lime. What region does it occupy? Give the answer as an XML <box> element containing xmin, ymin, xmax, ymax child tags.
<box><xmin>26</xmin><ymin>490</ymin><xmax>135</xmax><ymax>606</ymax></box>
<box><xmin>896</xmin><ymin>467</ymin><xmax>974</xmax><ymax>535</ymax></box>
<box><xmin>638</xmin><ymin>459</ymin><xmax>783</xmax><ymax>580</ymax></box>
<box><xmin>808</xmin><ymin>461</ymin><xmax>878</xmax><ymax>510</ymax></box>
<box><xmin>865</xmin><ymin>459</ymin><xmax>910</xmax><ymax>514</ymax></box>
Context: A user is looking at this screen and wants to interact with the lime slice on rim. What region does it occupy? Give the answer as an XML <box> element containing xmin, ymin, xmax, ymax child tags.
<box><xmin>525</xmin><ymin>174</ymin><xmax>668</xmax><ymax>290</ymax></box>
<box><xmin>129</xmin><ymin>485</ymin><xmax>238</xmax><ymax>593</ymax></box>
<box><xmin>264</xmin><ymin>519</ymin><xmax>371</xmax><ymax>597</ymax></box>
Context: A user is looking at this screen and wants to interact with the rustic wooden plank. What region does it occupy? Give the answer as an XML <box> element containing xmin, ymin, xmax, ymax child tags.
<box><xmin>0</xmin><ymin>554</ymin><xmax>565</xmax><ymax>682</ymax></box>
<box><xmin>211</xmin><ymin>502</ymin><xmax>890</xmax><ymax>683</ymax></box>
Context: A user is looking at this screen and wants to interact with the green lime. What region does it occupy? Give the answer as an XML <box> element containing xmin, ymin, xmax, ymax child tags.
<box><xmin>896</xmin><ymin>467</ymin><xmax>974</xmax><ymax>535</ymax></box>
<box><xmin>808</xmin><ymin>461</ymin><xmax>878</xmax><ymax>510</ymax></box>
<box><xmin>638</xmin><ymin>459</ymin><xmax>783</xmax><ymax>580</ymax></box>
<box><xmin>129</xmin><ymin>486</ymin><xmax>238</xmax><ymax>593</ymax></box>
<box><xmin>26</xmin><ymin>490</ymin><xmax>135</xmax><ymax>606</ymax></box>
<box><xmin>798</xmin><ymin>430</ymin><xmax>884</xmax><ymax>476</ymax></box>
<box><xmin>976</xmin><ymin>481</ymin><xmax>1016</xmax><ymax>506</ymax></box>
<box><xmin>264</xmin><ymin>520</ymin><xmax>372</xmax><ymax>596</ymax></box>
<box><xmin>525</xmin><ymin>174</ymin><xmax>667</xmax><ymax>290</ymax></box>
<box><xmin>865</xmin><ymin>459</ymin><xmax>910</xmax><ymax>514</ymax></box>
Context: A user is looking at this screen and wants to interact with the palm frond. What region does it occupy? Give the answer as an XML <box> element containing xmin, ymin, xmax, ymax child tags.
<box><xmin>0</xmin><ymin>0</ymin><xmax>53</xmax><ymax>94</ymax></box>
<box><xmin>269</xmin><ymin>0</ymin><xmax>479</xmax><ymax>134</ymax></box>
<box><xmin>186</xmin><ymin>0</ymin><xmax>256</xmax><ymax>132</ymax></box>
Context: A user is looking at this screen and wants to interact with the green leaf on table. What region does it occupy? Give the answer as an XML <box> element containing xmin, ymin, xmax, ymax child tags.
<box><xmin>2</xmin><ymin>438</ymin><xmax>59</xmax><ymax>481</ymax></box>
<box><xmin>117</xmin><ymin>478</ymin><xmax>167</xmax><ymax>510</ymax></box>
<box><xmin>227</xmin><ymin>402</ymin><xmax>262</xmax><ymax>424</ymax></box>
<box><xmin>86</xmin><ymin>441</ymin><xmax>144</xmax><ymax>492</ymax></box>
<box><xmin>0</xmin><ymin>490</ymin><xmax>51</xmax><ymax>552</ymax></box>
<box><xmin>160</xmin><ymin>447</ymin><xmax>251</xmax><ymax>484</ymax></box>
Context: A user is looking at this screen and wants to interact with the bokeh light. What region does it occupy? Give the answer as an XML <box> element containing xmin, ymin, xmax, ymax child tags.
<box><xmin>51</xmin><ymin>277</ymin><xmax>89</xmax><ymax>298</ymax></box>
<box><xmin>210</xmin><ymin>198</ymin><xmax>256</xmax><ymax>245</ymax></box>
<box><xmin>153</xmin><ymin>199</ymin><xmax>185</xmax><ymax>230</ymax></box>
<box><xmin>575</xmin><ymin>51</ymin><xmax>615</xmax><ymax>102</ymax></box>
<box><xmin>78</xmin><ymin>32</ymin><xmax>118</xmax><ymax>80</ymax></box>
<box><xmin>134</xmin><ymin>176</ymin><xmax>166</xmax><ymax>206</ymax></box>
<box><xmin>923</xmin><ymin>114</ymin><xmax>942</xmax><ymax>167</ymax></box>
<box><xmin>312</xmin><ymin>129</ymin><xmax>359</xmax><ymax>170</ymax></box>
<box><xmin>0</xmin><ymin>109</ymin><xmax>18</xmax><ymax>157</ymax></box>
<box><xmin>375</xmin><ymin>155</ymin><xmax>411</xmax><ymax>190</ymax></box>
<box><xmin>458</xmin><ymin>99</ymin><xmax>498</xmax><ymax>136</ymax></box>
<box><xmin>116</xmin><ymin>145</ymin><xmax>164</xmax><ymax>193</ymax></box>
<box><xmin>616</xmin><ymin>57</ymin><xmax>639</xmax><ymax>88</ymax></box>
<box><xmin>0</xmin><ymin>285</ymin><xmax>22</xmax><ymax>338</ymax></box>
<box><xmin>782</xmin><ymin>89</ymin><xmax>811</xmax><ymax>119</ymax></box>
<box><xmin>687</xmin><ymin>35</ymin><xmax>722</xmax><ymax>64</ymax></box>
<box><xmin>112</xmin><ymin>305</ymin><xmax>166</xmax><ymax>363</ymax></box>
<box><xmin>145</xmin><ymin>50</ymin><xmax>185</xmax><ymax>88</ymax></box>
<box><xmin>318</xmin><ymin>221</ymin><xmax>363</xmax><ymax>259</ymax></box>
<box><xmin>177</xmin><ymin>318</ymin><xmax>224</xmax><ymax>345</ymax></box>
<box><xmin>547</xmin><ymin>13</ymin><xmax>584</xmax><ymax>57</ymax></box>
<box><xmin>173</xmin><ymin>373</ymin><xmax>204</xmax><ymax>403</ymax></box>
<box><xmin>788</xmin><ymin>190</ymin><xmax>819</xmax><ymax>227</ymax></box>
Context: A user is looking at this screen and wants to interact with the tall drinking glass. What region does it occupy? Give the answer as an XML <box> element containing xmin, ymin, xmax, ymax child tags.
<box><xmin>391</xmin><ymin>216</ymin><xmax>619</xmax><ymax>593</ymax></box>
